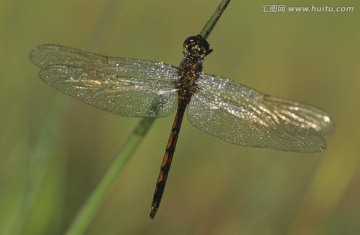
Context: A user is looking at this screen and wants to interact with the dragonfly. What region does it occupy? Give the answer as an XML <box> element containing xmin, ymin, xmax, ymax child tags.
<box><xmin>30</xmin><ymin>0</ymin><xmax>333</xmax><ymax>218</ymax></box>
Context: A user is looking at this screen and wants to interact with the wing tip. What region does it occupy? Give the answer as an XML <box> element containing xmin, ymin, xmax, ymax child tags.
<box><xmin>30</xmin><ymin>44</ymin><xmax>60</xmax><ymax>68</ymax></box>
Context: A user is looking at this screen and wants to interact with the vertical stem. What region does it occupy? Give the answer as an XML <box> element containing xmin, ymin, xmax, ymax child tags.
<box><xmin>199</xmin><ymin>0</ymin><xmax>231</xmax><ymax>39</ymax></box>
<box><xmin>65</xmin><ymin>118</ymin><xmax>155</xmax><ymax>235</ymax></box>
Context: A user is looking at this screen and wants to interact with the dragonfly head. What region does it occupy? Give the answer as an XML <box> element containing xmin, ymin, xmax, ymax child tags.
<box><xmin>183</xmin><ymin>35</ymin><xmax>213</xmax><ymax>58</ymax></box>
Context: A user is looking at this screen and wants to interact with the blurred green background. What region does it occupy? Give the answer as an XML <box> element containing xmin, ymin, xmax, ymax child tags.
<box><xmin>1</xmin><ymin>0</ymin><xmax>359</xmax><ymax>234</ymax></box>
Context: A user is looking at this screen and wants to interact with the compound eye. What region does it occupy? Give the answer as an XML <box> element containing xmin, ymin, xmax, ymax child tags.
<box><xmin>183</xmin><ymin>35</ymin><xmax>212</xmax><ymax>58</ymax></box>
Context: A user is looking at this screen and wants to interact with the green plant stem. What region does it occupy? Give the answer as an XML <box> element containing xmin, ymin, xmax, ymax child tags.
<box><xmin>65</xmin><ymin>118</ymin><xmax>155</xmax><ymax>235</ymax></box>
<box><xmin>199</xmin><ymin>0</ymin><xmax>230</xmax><ymax>39</ymax></box>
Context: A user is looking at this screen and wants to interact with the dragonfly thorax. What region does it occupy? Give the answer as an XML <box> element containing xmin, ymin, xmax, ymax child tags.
<box><xmin>177</xmin><ymin>35</ymin><xmax>212</xmax><ymax>102</ymax></box>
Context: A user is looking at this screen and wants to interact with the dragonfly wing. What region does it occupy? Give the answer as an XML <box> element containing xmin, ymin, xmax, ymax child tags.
<box><xmin>30</xmin><ymin>44</ymin><xmax>179</xmax><ymax>79</ymax></box>
<box><xmin>188</xmin><ymin>74</ymin><xmax>334</xmax><ymax>152</ymax></box>
<box><xmin>31</xmin><ymin>44</ymin><xmax>179</xmax><ymax>117</ymax></box>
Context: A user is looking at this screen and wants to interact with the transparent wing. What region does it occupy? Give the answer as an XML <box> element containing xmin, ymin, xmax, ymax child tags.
<box><xmin>188</xmin><ymin>74</ymin><xmax>334</xmax><ymax>152</ymax></box>
<box><xmin>30</xmin><ymin>44</ymin><xmax>180</xmax><ymax>117</ymax></box>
